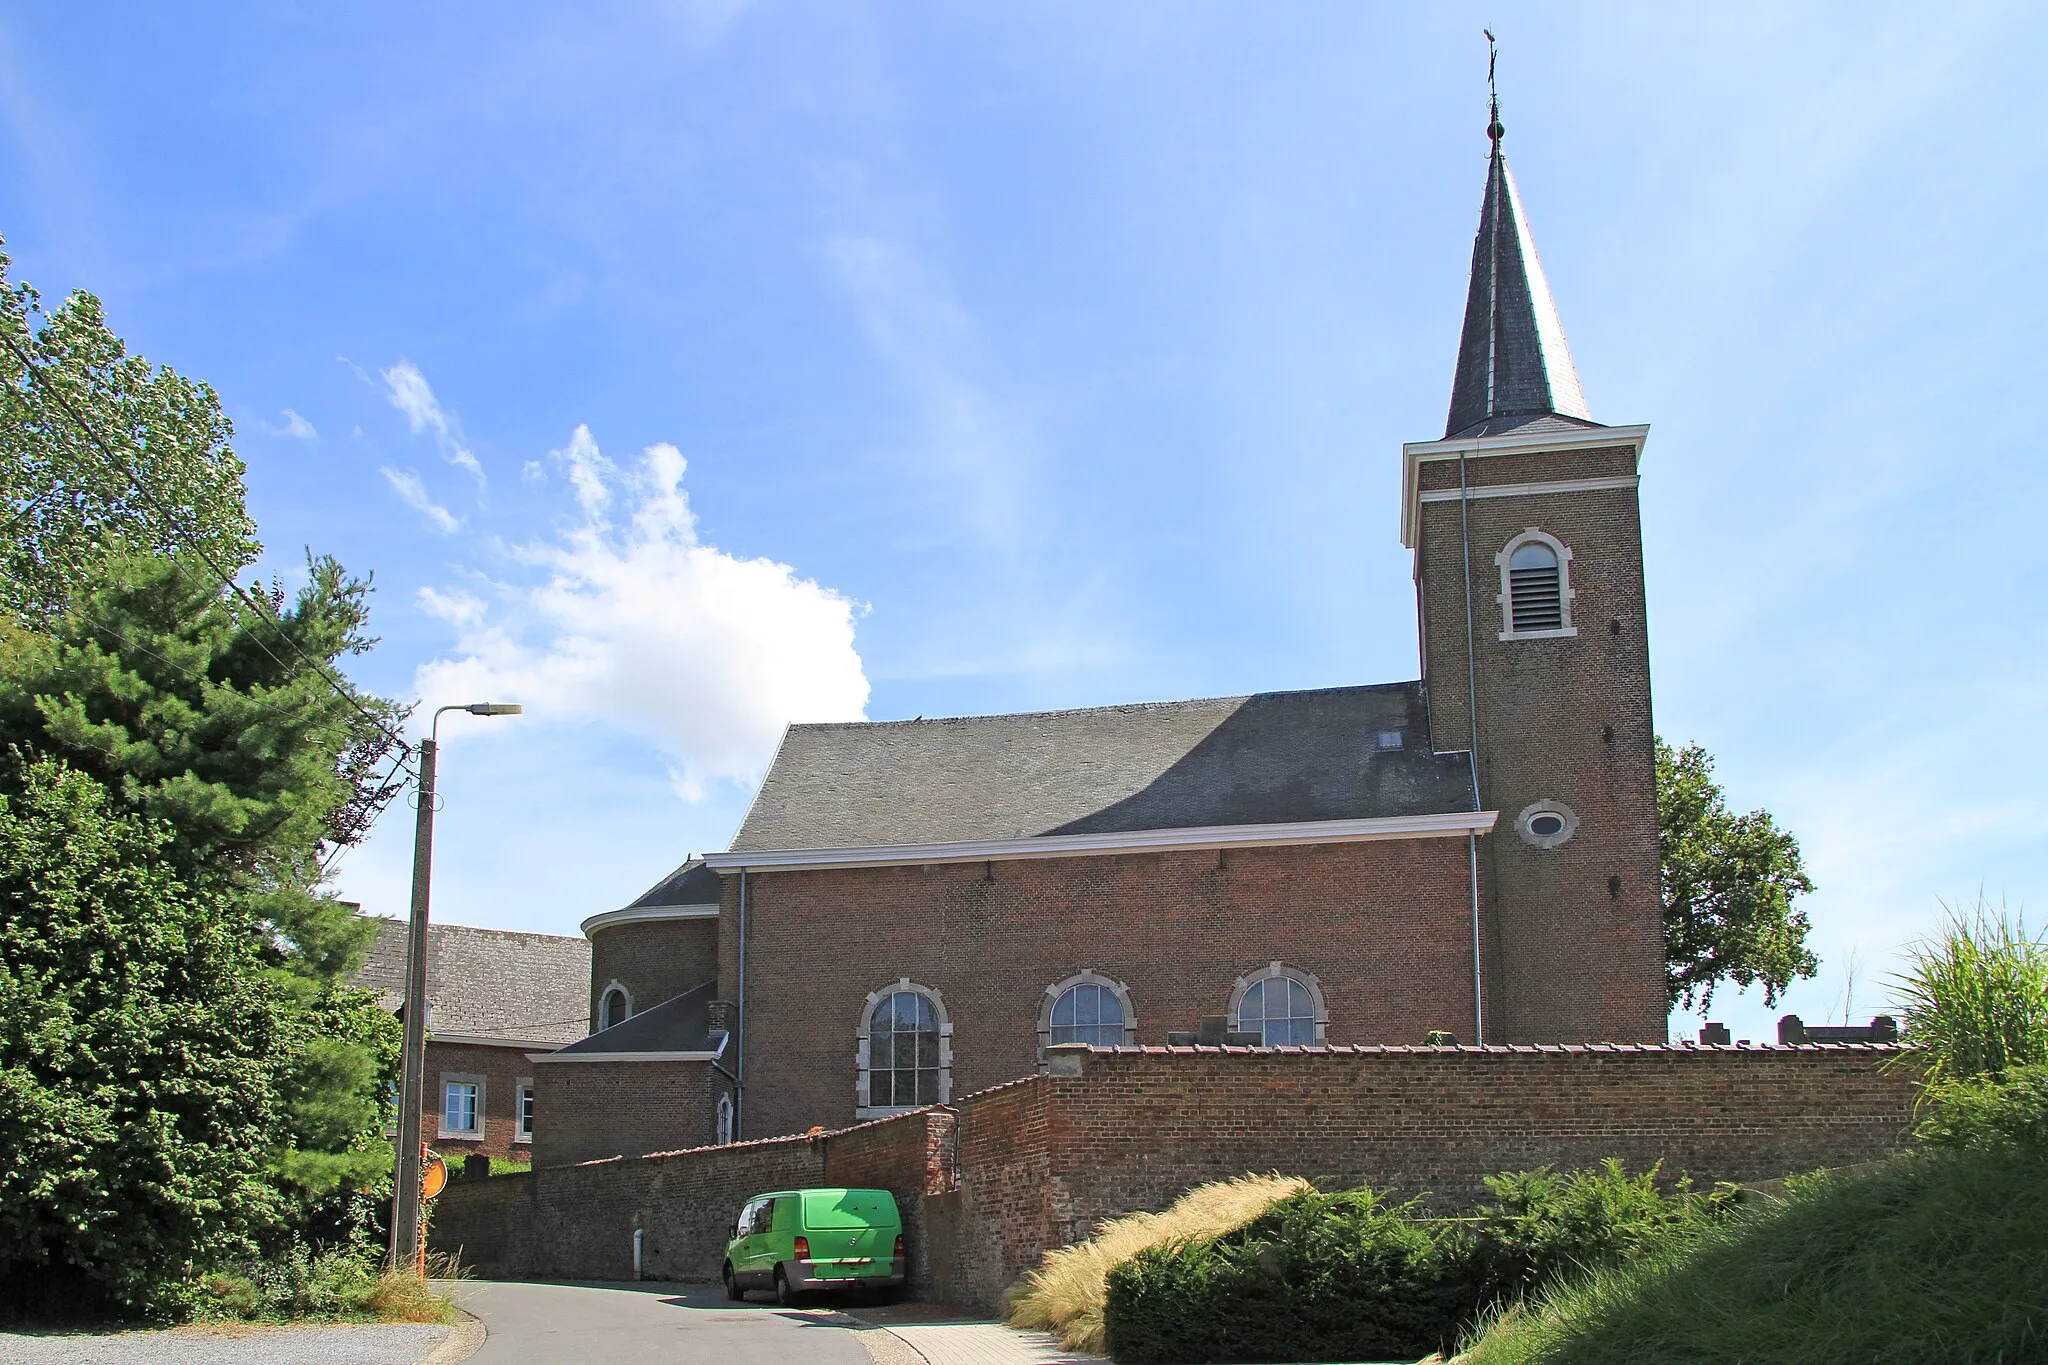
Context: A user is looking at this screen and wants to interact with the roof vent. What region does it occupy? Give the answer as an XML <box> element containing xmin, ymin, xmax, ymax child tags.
<box><xmin>1507</xmin><ymin>542</ymin><xmax>1563</xmax><ymax>632</ymax></box>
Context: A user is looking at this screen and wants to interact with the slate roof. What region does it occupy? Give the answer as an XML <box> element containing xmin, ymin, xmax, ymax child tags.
<box><xmin>354</xmin><ymin>918</ymin><xmax>591</xmax><ymax>1046</ymax></box>
<box><xmin>624</xmin><ymin>858</ymin><xmax>721</xmax><ymax>909</ymax></box>
<box><xmin>1445</xmin><ymin>115</ymin><xmax>1599</xmax><ymax>441</ymax></box>
<box><xmin>549</xmin><ymin>979</ymin><xmax>723</xmax><ymax>1055</ymax></box>
<box><xmin>730</xmin><ymin>682</ymin><xmax>1475</xmax><ymax>853</ymax></box>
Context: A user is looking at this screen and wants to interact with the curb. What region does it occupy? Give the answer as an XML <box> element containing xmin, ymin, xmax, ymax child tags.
<box><xmin>420</xmin><ymin>1307</ymin><xmax>486</xmax><ymax>1365</ymax></box>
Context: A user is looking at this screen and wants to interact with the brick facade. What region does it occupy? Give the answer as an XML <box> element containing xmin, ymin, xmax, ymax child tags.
<box><xmin>531</xmin><ymin>1057</ymin><xmax>730</xmax><ymax>1168</ymax></box>
<box><xmin>436</xmin><ymin>1044</ymin><xmax>1915</xmax><ymax>1310</ymax></box>
<box><xmin>1414</xmin><ymin>440</ymin><xmax>1666</xmax><ymax>1043</ymax></box>
<box><xmin>718</xmin><ymin>839</ymin><xmax>1485</xmax><ymax>1139</ymax></box>
<box><xmin>407</xmin><ymin>1040</ymin><xmax>539</xmax><ymax>1165</ymax></box>
<box><xmin>588</xmin><ymin>916</ymin><xmax>718</xmax><ymax>1030</ymax></box>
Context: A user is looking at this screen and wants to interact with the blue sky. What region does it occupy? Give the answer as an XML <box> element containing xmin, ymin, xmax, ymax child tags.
<box><xmin>3</xmin><ymin>2</ymin><xmax>2040</xmax><ymax>1045</ymax></box>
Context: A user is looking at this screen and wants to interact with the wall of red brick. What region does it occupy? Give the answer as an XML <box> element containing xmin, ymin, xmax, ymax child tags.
<box><xmin>1414</xmin><ymin>440</ymin><xmax>1667</xmax><ymax>1044</ymax></box>
<box><xmin>407</xmin><ymin>1040</ymin><xmax>540</xmax><ymax>1164</ymax></box>
<box><xmin>435</xmin><ymin>1044</ymin><xmax>1915</xmax><ymax>1309</ymax></box>
<box><xmin>588</xmin><ymin>917</ymin><xmax>718</xmax><ymax>1030</ymax></box>
<box><xmin>531</xmin><ymin>1058</ymin><xmax>729</xmax><ymax>1168</ymax></box>
<box><xmin>721</xmin><ymin>839</ymin><xmax>1483</xmax><ymax>1139</ymax></box>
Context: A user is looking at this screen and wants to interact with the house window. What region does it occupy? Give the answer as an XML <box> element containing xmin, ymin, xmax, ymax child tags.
<box><xmin>1229</xmin><ymin>962</ymin><xmax>1327</xmax><ymax>1046</ymax></box>
<box><xmin>1515</xmin><ymin>799</ymin><xmax>1580</xmax><ymax>850</ymax></box>
<box><xmin>856</xmin><ymin>979</ymin><xmax>952</xmax><ymax>1117</ymax></box>
<box><xmin>515</xmin><ymin>1079</ymin><xmax>535</xmax><ymax>1143</ymax></box>
<box><xmin>440</xmin><ymin>1076</ymin><xmax>484</xmax><ymax>1138</ymax></box>
<box><xmin>598</xmin><ymin>981</ymin><xmax>633</xmax><ymax>1031</ymax></box>
<box><xmin>1039</xmin><ymin>970</ymin><xmax>1137</xmax><ymax>1056</ymax></box>
<box><xmin>715</xmin><ymin>1092</ymin><xmax>735</xmax><ymax>1145</ymax></box>
<box><xmin>1496</xmin><ymin>528</ymin><xmax>1576</xmax><ymax>639</ymax></box>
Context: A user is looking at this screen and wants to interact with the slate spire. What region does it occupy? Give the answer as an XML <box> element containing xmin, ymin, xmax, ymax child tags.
<box><xmin>1443</xmin><ymin>96</ymin><xmax>1595</xmax><ymax>440</ymax></box>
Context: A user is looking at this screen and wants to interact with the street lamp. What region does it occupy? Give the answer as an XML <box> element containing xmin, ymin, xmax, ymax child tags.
<box><xmin>391</xmin><ymin>702</ymin><xmax>523</xmax><ymax>1275</ymax></box>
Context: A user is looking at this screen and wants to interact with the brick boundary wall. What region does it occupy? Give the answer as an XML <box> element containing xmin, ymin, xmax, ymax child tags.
<box><xmin>434</xmin><ymin>1043</ymin><xmax>1916</xmax><ymax>1308</ymax></box>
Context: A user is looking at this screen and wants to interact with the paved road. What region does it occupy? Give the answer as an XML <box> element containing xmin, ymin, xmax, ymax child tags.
<box><xmin>452</xmin><ymin>1281</ymin><xmax>874</xmax><ymax>1365</ymax></box>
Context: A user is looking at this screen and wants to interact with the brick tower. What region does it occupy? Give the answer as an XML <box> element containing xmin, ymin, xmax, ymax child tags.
<box><xmin>1402</xmin><ymin>100</ymin><xmax>1666</xmax><ymax>1043</ymax></box>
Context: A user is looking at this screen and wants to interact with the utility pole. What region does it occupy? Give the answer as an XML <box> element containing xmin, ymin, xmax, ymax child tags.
<box><xmin>390</xmin><ymin>702</ymin><xmax>522</xmax><ymax>1275</ymax></box>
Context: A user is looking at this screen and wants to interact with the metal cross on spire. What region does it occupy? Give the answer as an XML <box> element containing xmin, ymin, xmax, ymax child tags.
<box><xmin>1484</xmin><ymin>28</ymin><xmax>1503</xmax><ymax>144</ymax></box>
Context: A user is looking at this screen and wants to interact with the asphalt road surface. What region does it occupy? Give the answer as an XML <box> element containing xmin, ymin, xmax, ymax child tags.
<box><xmin>452</xmin><ymin>1280</ymin><xmax>875</xmax><ymax>1365</ymax></box>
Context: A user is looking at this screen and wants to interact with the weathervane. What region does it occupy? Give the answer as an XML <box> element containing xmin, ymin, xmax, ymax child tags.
<box><xmin>1484</xmin><ymin>28</ymin><xmax>1504</xmax><ymax>144</ymax></box>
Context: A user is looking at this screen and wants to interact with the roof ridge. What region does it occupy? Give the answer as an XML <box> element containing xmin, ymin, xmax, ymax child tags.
<box><xmin>785</xmin><ymin>680</ymin><xmax>1426</xmax><ymax>733</ymax></box>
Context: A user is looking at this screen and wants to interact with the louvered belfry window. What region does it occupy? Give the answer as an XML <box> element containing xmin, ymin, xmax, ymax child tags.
<box><xmin>1508</xmin><ymin>541</ymin><xmax>1564</xmax><ymax>632</ymax></box>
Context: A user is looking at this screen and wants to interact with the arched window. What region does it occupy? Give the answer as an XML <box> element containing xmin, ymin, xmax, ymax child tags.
<box><xmin>714</xmin><ymin>1092</ymin><xmax>735</xmax><ymax>1146</ymax></box>
<box><xmin>598</xmin><ymin>982</ymin><xmax>633</xmax><ymax>1032</ymax></box>
<box><xmin>856</xmin><ymin>980</ymin><xmax>951</xmax><ymax>1116</ymax></box>
<box><xmin>1039</xmin><ymin>970</ymin><xmax>1137</xmax><ymax>1056</ymax></box>
<box><xmin>1229</xmin><ymin>963</ymin><xmax>1328</xmax><ymax>1046</ymax></box>
<box><xmin>1495</xmin><ymin>528</ymin><xmax>1576</xmax><ymax>639</ymax></box>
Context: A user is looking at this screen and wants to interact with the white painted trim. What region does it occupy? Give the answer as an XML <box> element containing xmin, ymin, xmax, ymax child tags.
<box><xmin>598</xmin><ymin>981</ymin><xmax>634</xmax><ymax>1031</ymax></box>
<box><xmin>1498</xmin><ymin>626</ymin><xmax>1579</xmax><ymax>642</ymax></box>
<box><xmin>1398</xmin><ymin>424</ymin><xmax>1649</xmax><ymax>548</ymax></box>
<box><xmin>528</xmin><ymin>1049</ymin><xmax>727</xmax><ymax>1064</ymax></box>
<box><xmin>1496</xmin><ymin>527</ymin><xmax>1577</xmax><ymax>638</ymax></box>
<box><xmin>1417</xmin><ymin>474</ymin><xmax>1638</xmax><ymax>504</ymax></box>
<box><xmin>437</xmin><ymin>1072</ymin><xmax>485</xmax><ymax>1140</ymax></box>
<box><xmin>580</xmin><ymin>903</ymin><xmax>719</xmax><ymax>938</ymax></box>
<box><xmin>704</xmin><ymin>809</ymin><xmax>1499</xmax><ymax>872</ymax></box>
<box><xmin>429</xmin><ymin>1031</ymin><xmax>577</xmax><ymax>1051</ymax></box>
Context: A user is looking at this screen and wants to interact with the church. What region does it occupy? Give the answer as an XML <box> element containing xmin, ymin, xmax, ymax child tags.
<box><xmin>532</xmin><ymin>108</ymin><xmax>1667</xmax><ymax>1155</ymax></box>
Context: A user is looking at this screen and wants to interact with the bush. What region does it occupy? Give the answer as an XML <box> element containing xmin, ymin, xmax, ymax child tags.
<box><xmin>1460</xmin><ymin>1145</ymin><xmax>2048</xmax><ymax>1365</ymax></box>
<box><xmin>1007</xmin><ymin>1173</ymin><xmax>1307</xmax><ymax>1356</ymax></box>
<box><xmin>1471</xmin><ymin>1158</ymin><xmax>1735</xmax><ymax>1301</ymax></box>
<box><xmin>1892</xmin><ymin>898</ymin><xmax>2048</xmax><ymax>1089</ymax></box>
<box><xmin>1104</xmin><ymin>1187</ymin><xmax>1478</xmax><ymax>1364</ymax></box>
<box><xmin>1915</xmin><ymin>1063</ymin><xmax>2048</xmax><ymax>1151</ymax></box>
<box><xmin>188</xmin><ymin>1245</ymin><xmax>453</xmax><ymax>1324</ymax></box>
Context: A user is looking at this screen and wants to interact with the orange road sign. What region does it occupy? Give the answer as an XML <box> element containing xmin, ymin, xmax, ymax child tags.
<box><xmin>421</xmin><ymin>1149</ymin><xmax>448</xmax><ymax>1201</ymax></box>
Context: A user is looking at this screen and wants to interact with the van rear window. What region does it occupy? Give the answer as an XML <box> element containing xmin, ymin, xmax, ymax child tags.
<box><xmin>802</xmin><ymin>1190</ymin><xmax>898</xmax><ymax>1228</ymax></box>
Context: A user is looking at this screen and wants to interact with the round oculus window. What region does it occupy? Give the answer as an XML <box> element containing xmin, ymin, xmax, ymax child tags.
<box><xmin>1515</xmin><ymin>800</ymin><xmax>1579</xmax><ymax>850</ymax></box>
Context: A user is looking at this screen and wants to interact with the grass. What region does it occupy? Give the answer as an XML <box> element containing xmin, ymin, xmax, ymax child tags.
<box><xmin>1456</xmin><ymin>1143</ymin><xmax>2048</xmax><ymax>1365</ymax></box>
<box><xmin>1892</xmin><ymin>897</ymin><xmax>2048</xmax><ymax>1090</ymax></box>
<box><xmin>1006</xmin><ymin>1172</ymin><xmax>1310</xmax><ymax>1356</ymax></box>
<box><xmin>189</xmin><ymin>1247</ymin><xmax>459</xmax><ymax>1326</ymax></box>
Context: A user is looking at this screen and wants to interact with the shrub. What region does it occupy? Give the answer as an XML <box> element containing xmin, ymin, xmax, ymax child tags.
<box><xmin>1916</xmin><ymin>1063</ymin><xmax>2048</xmax><ymax>1151</ymax></box>
<box><xmin>1104</xmin><ymin>1187</ymin><xmax>1478</xmax><ymax>1365</ymax></box>
<box><xmin>1471</xmin><ymin>1158</ymin><xmax>1735</xmax><ymax>1301</ymax></box>
<box><xmin>187</xmin><ymin>1245</ymin><xmax>453</xmax><ymax>1324</ymax></box>
<box><xmin>1007</xmin><ymin>1173</ymin><xmax>1307</xmax><ymax>1356</ymax></box>
<box><xmin>1892</xmin><ymin>898</ymin><xmax>2048</xmax><ymax>1089</ymax></box>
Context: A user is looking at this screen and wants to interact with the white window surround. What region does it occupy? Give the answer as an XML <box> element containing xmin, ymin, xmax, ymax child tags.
<box><xmin>1515</xmin><ymin>799</ymin><xmax>1580</xmax><ymax>851</ymax></box>
<box><xmin>1227</xmin><ymin>962</ymin><xmax>1329</xmax><ymax>1045</ymax></box>
<box><xmin>854</xmin><ymin>978</ymin><xmax>953</xmax><ymax>1120</ymax></box>
<box><xmin>1038</xmin><ymin>970</ymin><xmax>1138</xmax><ymax>1059</ymax></box>
<box><xmin>1496</xmin><ymin>527</ymin><xmax>1578</xmax><ymax>641</ymax></box>
<box><xmin>439</xmin><ymin>1073</ymin><xmax>485</xmax><ymax>1140</ymax></box>
<box><xmin>598</xmin><ymin>981</ymin><xmax>634</xmax><ymax>1032</ymax></box>
<box><xmin>715</xmin><ymin>1092</ymin><xmax>735</xmax><ymax>1145</ymax></box>
<box><xmin>514</xmin><ymin>1077</ymin><xmax>534</xmax><ymax>1143</ymax></box>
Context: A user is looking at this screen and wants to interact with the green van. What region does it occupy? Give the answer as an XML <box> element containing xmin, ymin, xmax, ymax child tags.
<box><xmin>721</xmin><ymin>1187</ymin><xmax>906</xmax><ymax>1305</ymax></box>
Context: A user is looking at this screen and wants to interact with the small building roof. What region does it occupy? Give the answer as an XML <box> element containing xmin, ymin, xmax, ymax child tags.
<box><xmin>548</xmin><ymin>979</ymin><xmax>722</xmax><ymax>1056</ymax></box>
<box><xmin>730</xmin><ymin>682</ymin><xmax>1474</xmax><ymax>854</ymax></box>
<box><xmin>623</xmin><ymin>859</ymin><xmax>722</xmax><ymax>909</ymax></box>
<box><xmin>354</xmin><ymin>918</ymin><xmax>591</xmax><ymax>1047</ymax></box>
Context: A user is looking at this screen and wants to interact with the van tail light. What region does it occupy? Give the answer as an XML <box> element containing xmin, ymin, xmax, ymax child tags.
<box><xmin>793</xmin><ymin>1235</ymin><xmax>810</xmax><ymax>1260</ymax></box>
<box><xmin>894</xmin><ymin>1234</ymin><xmax>905</xmax><ymax>1259</ymax></box>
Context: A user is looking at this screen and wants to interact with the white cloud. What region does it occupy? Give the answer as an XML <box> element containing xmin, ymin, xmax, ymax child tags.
<box><xmin>381</xmin><ymin>359</ymin><xmax>486</xmax><ymax>488</ymax></box>
<box><xmin>263</xmin><ymin>408</ymin><xmax>317</xmax><ymax>439</ymax></box>
<box><xmin>411</xmin><ymin>426</ymin><xmax>869</xmax><ymax>797</ymax></box>
<box><xmin>380</xmin><ymin>466</ymin><xmax>462</xmax><ymax>534</ymax></box>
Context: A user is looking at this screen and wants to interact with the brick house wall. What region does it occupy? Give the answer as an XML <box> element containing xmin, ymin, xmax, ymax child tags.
<box><xmin>718</xmin><ymin>838</ymin><xmax>1485</xmax><ymax>1139</ymax></box>
<box><xmin>435</xmin><ymin>1044</ymin><xmax>1915</xmax><ymax>1308</ymax></box>
<box><xmin>1414</xmin><ymin>440</ymin><xmax>1666</xmax><ymax>1044</ymax></box>
<box><xmin>532</xmin><ymin>1057</ymin><xmax>730</xmax><ymax>1168</ymax></box>
<box><xmin>588</xmin><ymin>917</ymin><xmax>718</xmax><ymax>1029</ymax></box>
<box><xmin>407</xmin><ymin>1040</ymin><xmax>540</xmax><ymax>1164</ymax></box>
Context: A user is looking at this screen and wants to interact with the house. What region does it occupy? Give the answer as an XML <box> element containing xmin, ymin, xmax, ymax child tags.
<box><xmin>355</xmin><ymin>918</ymin><xmax>591</xmax><ymax>1163</ymax></box>
<box><xmin>542</xmin><ymin>107</ymin><xmax>1667</xmax><ymax>1157</ymax></box>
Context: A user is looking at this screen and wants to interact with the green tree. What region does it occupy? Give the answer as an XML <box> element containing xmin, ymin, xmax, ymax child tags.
<box><xmin>1657</xmin><ymin>738</ymin><xmax>1818</xmax><ymax>1012</ymax></box>
<box><xmin>0</xmin><ymin>757</ymin><xmax>289</xmax><ymax>1313</ymax></box>
<box><xmin>0</xmin><ymin>242</ymin><xmax>259</xmax><ymax>625</ymax></box>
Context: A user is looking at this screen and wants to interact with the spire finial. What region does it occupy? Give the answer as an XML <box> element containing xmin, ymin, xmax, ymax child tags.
<box><xmin>1484</xmin><ymin>29</ymin><xmax>1504</xmax><ymax>144</ymax></box>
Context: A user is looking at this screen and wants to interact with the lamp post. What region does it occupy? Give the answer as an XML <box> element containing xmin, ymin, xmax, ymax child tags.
<box><xmin>391</xmin><ymin>702</ymin><xmax>522</xmax><ymax>1275</ymax></box>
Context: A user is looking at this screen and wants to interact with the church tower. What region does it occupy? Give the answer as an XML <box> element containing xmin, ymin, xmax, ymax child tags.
<box><xmin>1403</xmin><ymin>101</ymin><xmax>1666</xmax><ymax>1043</ymax></box>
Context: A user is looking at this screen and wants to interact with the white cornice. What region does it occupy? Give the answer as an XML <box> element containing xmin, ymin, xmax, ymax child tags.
<box><xmin>1416</xmin><ymin>474</ymin><xmax>1639</xmax><ymax>505</ymax></box>
<box><xmin>528</xmin><ymin>1049</ymin><xmax>726</xmax><ymax>1064</ymax></box>
<box><xmin>580</xmin><ymin>903</ymin><xmax>720</xmax><ymax>938</ymax></box>
<box><xmin>1399</xmin><ymin>423</ymin><xmax>1651</xmax><ymax>548</ymax></box>
<box><xmin>702</xmin><ymin>809</ymin><xmax>1499</xmax><ymax>874</ymax></box>
<box><xmin>430</xmin><ymin>1031</ymin><xmax>577</xmax><ymax>1051</ymax></box>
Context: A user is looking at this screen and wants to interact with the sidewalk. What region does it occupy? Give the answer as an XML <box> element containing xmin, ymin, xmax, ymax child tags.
<box><xmin>843</xmin><ymin>1303</ymin><xmax>1106</xmax><ymax>1365</ymax></box>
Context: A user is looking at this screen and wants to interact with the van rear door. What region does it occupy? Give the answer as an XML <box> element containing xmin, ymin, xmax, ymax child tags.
<box><xmin>799</xmin><ymin>1189</ymin><xmax>901</xmax><ymax>1278</ymax></box>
